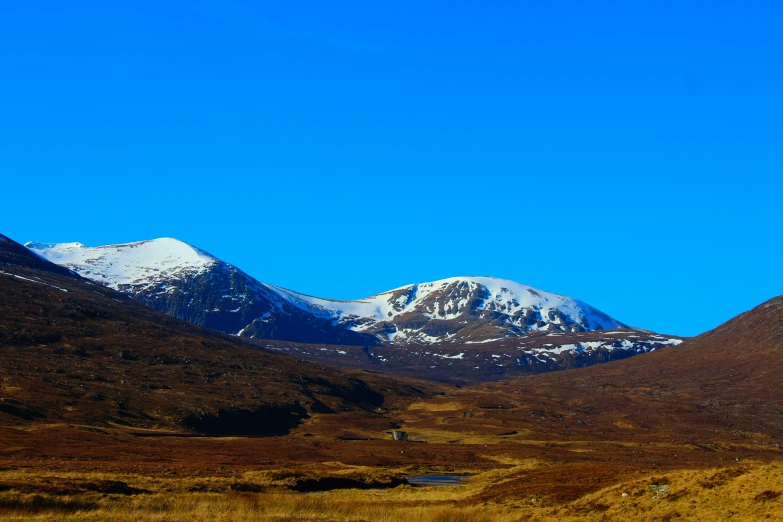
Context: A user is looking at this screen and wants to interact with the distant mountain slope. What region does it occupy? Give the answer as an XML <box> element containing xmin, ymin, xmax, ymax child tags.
<box><xmin>261</xmin><ymin>328</ymin><xmax>683</xmax><ymax>385</ymax></box>
<box><xmin>1</xmin><ymin>232</ymin><xmax>429</xmax><ymax>434</ymax></box>
<box><xmin>28</xmin><ymin>240</ymin><xmax>627</xmax><ymax>344</ymax></box>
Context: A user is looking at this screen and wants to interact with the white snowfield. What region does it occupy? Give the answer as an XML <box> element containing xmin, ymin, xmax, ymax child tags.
<box><xmin>28</xmin><ymin>238</ymin><xmax>628</xmax><ymax>344</ymax></box>
<box><xmin>25</xmin><ymin>238</ymin><xmax>217</xmax><ymax>292</ymax></box>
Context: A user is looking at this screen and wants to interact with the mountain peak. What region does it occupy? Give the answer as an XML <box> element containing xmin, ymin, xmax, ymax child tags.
<box><xmin>267</xmin><ymin>274</ymin><xmax>625</xmax><ymax>344</ymax></box>
<box><xmin>26</xmin><ymin>237</ymin><xmax>217</xmax><ymax>291</ymax></box>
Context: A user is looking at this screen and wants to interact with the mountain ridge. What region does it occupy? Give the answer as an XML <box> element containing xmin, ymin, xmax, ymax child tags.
<box><xmin>26</xmin><ymin>238</ymin><xmax>628</xmax><ymax>343</ymax></box>
<box><xmin>25</xmin><ymin>237</ymin><xmax>683</xmax><ymax>380</ymax></box>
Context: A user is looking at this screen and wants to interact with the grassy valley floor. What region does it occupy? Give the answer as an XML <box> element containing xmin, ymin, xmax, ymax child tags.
<box><xmin>2</xmin><ymin>459</ymin><xmax>783</xmax><ymax>521</ymax></box>
<box><xmin>1</xmin><ymin>421</ymin><xmax>781</xmax><ymax>521</ymax></box>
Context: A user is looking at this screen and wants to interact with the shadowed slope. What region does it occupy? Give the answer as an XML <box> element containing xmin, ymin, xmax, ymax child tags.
<box><xmin>0</xmin><ymin>233</ymin><xmax>74</xmax><ymax>277</ymax></box>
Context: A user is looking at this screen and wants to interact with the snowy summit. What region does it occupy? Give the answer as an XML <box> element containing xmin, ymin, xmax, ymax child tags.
<box><xmin>25</xmin><ymin>238</ymin><xmax>216</xmax><ymax>292</ymax></box>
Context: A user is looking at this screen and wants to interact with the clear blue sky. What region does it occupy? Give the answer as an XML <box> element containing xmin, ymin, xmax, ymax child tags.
<box><xmin>2</xmin><ymin>1</ymin><xmax>781</xmax><ymax>336</ymax></box>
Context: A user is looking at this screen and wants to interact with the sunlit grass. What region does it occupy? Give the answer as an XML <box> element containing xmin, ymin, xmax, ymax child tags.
<box><xmin>1</xmin><ymin>462</ymin><xmax>781</xmax><ymax>521</ymax></box>
<box><xmin>406</xmin><ymin>401</ymin><xmax>466</xmax><ymax>412</ymax></box>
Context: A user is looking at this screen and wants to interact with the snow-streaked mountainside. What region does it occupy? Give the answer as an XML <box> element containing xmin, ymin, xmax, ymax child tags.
<box><xmin>26</xmin><ymin>239</ymin><xmax>678</xmax><ymax>372</ymax></box>
<box><xmin>263</xmin><ymin>330</ymin><xmax>683</xmax><ymax>385</ymax></box>
<box><xmin>269</xmin><ymin>277</ymin><xmax>625</xmax><ymax>345</ymax></box>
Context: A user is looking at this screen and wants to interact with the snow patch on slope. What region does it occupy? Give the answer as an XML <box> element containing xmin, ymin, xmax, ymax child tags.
<box><xmin>0</xmin><ymin>270</ymin><xmax>69</xmax><ymax>292</ymax></box>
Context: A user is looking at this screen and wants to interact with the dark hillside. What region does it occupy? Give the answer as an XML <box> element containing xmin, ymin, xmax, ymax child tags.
<box><xmin>0</xmin><ymin>233</ymin><xmax>74</xmax><ymax>277</ymax></box>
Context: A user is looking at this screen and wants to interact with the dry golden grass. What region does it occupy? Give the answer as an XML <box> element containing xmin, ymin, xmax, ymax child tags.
<box><xmin>0</xmin><ymin>492</ymin><xmax>523</xmax><ymax>522</ymax></box>
<box><xmin>1</xmin><ymin>461</ymin><xmax>782</xmax><ymax>521</ymax></box>
<box><xmin>519</xmin><ymin>462</ymin><xmax>783</xmax><ymax>521</ymax></box>
<box><xmin>406</xmin><ymin>401</ymin><xmax>465</xmax><ymax>412</ymax></box>
<box><xmin>0</xmin><ymin>463</ymin><xmax>520</xmax><ymax>521</ymax></box>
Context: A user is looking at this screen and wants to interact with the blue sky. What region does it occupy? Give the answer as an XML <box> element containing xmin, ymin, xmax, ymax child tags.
<box><xmin>2</xmin><ymin>1</ymin><xmax>781</xmax><ymax>336</ymax></box>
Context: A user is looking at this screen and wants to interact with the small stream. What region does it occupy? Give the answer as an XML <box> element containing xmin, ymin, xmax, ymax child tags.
<box><xmin>407</xmin><ymin>475</ymin><xmax>470</xmax><ymax>486</ymax></box>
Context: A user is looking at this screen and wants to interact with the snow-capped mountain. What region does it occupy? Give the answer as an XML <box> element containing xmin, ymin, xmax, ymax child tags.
<box><xmin>25</xmin><ymin>238</ymin><xmax>682</xmax><ymax>378</ymax></box>
<box><xmin>24</xmin><ymin>239</ymin><xmax>377</xmax><ymax>346</ymax></box>
<box><xmin>269</xmin><ymin>277</ymin><xmax>625</xmax><ymax>345</ymax></box>
<box><xmin>25</xmin><ymin>238</ymin><xmax>215</xmax><ymax>290</ymax></box>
